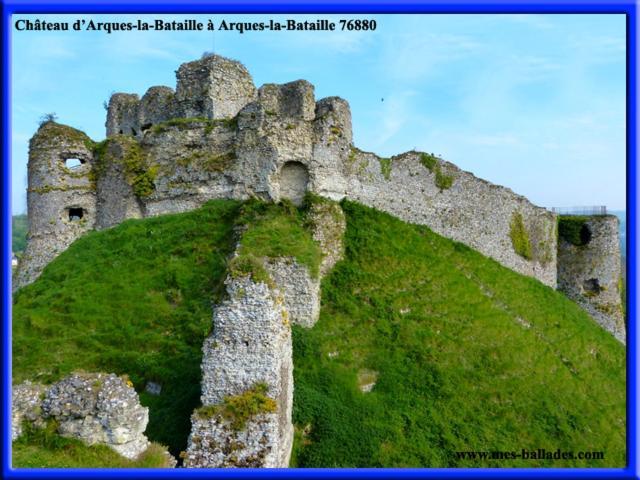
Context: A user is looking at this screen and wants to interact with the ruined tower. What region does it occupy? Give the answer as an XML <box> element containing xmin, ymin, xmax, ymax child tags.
<box><xmin>13</xmin><ymin>122</ymin><xmax>96</xmax><ymax>289</ymax></box>
<box><xmin>557</xmin><ymin>215</ymin><xmax>625</xmax><ymax>342</ymax></box>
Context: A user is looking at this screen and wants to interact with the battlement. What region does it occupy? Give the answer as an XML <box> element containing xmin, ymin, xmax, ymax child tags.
<box><xmin>106</xmin><ymin>55</ymin><xmax>256</xmax><ymax>139</ymax></box>
<box><xmin>14</xmin><ymin>55</ymin><xmax>624</xmax><ymax>344</ymax></box>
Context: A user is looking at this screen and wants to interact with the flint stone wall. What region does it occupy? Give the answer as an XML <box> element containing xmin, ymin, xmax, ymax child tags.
<box><xmin>185</xmin><ymin>274</ymin><xmax>293</xmax><ymax>468</ymax></box>
<box><xmin>11</xmin><ymin>373</ymin><xmax>168</xmax><ymax>462</ymax></box>
<box><xmin>339</xmin><ymin>150</ymin><xmax>558</xmax><ymax>288</ymax></box>
<box><xmin>13</xmin><ymin>123</ymin><xmax>96</xmax><ymax>291</ymax></box>
<box><xmin>557</xmin><ymin>215</ymin><xmax>625</xmax><ymax>342</ymax></box>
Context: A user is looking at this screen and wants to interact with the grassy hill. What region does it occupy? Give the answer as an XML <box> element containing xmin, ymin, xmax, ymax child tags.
<box><xmin>12</xmin><ymin>199</ymin><xmax>625</xmax><ymax>468</ymax></box>
<box><xmin>12</xmin><ymin>214</ymin><xmax>28</xmax><ymax>255</ymax></box>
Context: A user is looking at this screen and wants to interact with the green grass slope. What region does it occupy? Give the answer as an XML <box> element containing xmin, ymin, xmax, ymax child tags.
<box><xmin>12</xmin><ymin>199</ymin><xmax>625</xmax><ymax>468</ymax></box>
<box><xmin>12</xmin><ymin>214</ymin><xmax>28</xmax><ymax>254</ymax></box>
<box><xmin>291</xmin><ymin>201</ymin><xmax>625</xmax><ymax>468</ymax></box>
<box><xmin>12</xmin><ymin>200</ymin><xmax>241</xmax><ymax>460</ymax></box>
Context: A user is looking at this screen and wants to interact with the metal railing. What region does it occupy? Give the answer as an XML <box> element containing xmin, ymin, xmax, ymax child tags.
<box><xmin>551</xmin><ymin>206</ymin><xmax>607</xmax><ymax>216</ymax></box>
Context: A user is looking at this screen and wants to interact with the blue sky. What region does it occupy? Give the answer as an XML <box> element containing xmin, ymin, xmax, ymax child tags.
<box><xmin>11</xmin><ymin>13</ymin><xmax>626</xmax><ymax>214</ymax></box>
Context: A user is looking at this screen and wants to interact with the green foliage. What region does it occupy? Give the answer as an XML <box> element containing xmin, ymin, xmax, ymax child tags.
<box><xmin>13</xmin><ymin>200</ymin><xmax>241</xmax><ymax>457</ymax></box>
<box><xmin>509</xmin><ymin>212</ymin><xmax>533</xmax><ymax>260</ymax></box>
<box><xmin>435</xmin><ymin>170</ymin><xmax>454</xmax><ymax>190</ymax></box>
<box><xmin>378</xmin><ymin>158</ymin><xmax>392</xmax><ymax>180</ymax></box>
<box><xmin>196</xmin><ymin>383</ymin><xmax>277</xmax><ymax>430</ymax></box>
<box><xmin>558</xmin><ymin>216</ymin><xmax>592</xmax><ymax>246</ymax></box>
<box><xmin>419</xmin><ymin>152</ymin><xmax>439</xmax><ymax>171</ymax></box>
<box><xmin>151</xmin><ymin>117</ymin><xmax>237</xmax><ymax>136</ymax></box>
<box><xmin>235</xmin><ymin>200</ymin><xmax>322</xmax><ymax>280</ymax></box>
<box><xmin>12</xmin><ymin>214</ymin><xmax>28</xmax><ymax>254</ymax></box>
<box><xmin>291</xmin><ymin>201</ymin><xmax>625</xmax><ymax>467</ymax></box>
<box><xmin>419</xmin><ymin>152</ymin><xmax>454</xmax><ymax>190</ymax></box>
<box><xmin>228</xmin><ymin>254</ymin><xmax>274</xmax><ymax>288</ymax></box>
<box><xmin>13</xmin><ymin>421</ymin><xmax>171</xmax><ymax>468</ymax></box>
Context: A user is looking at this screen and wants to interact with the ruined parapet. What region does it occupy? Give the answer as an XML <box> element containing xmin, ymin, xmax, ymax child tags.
<box><xmin>233</xmin><ymin>80</ymin><xmax>316</xmax><ymax>205</ymax></box>
<box><xmin>138</xmin><ymin>118</ymin><xmax>238</xmax><ymax>216</ymax></box>
<box><xmin>138</xmin><ymin>86</ymin><xmax>176</xmax><ymax>132</ymax></box>
<box><xmin>557</xmin><ymin>215</ymin><xmax>625</xmax><ymax>342</ymax></box>
<box><xmin>13</xmin><ymin>122</ymin><xmax>96</xmax><ymax>291</ymax></box>
<box><xmin>106</xmin><ymin>93</ymin><xmax>140</xmax><ymax>137</ymax></box>
<box><xmin>341</xmin><ymin>150</ymin><xmax>558</xmax><ymax>287</ymax></box>
<box><xmin>106</xmin><ymin>87</ymin><xmax>177</xmax><ymax>140</ymax></box>
<box><xmin>184</xmin><ymin>274</ymin><xmax>293</xmax><ymax>467</ymax></box>
<box><xmin>176</xmin><ymin>55</ymin><xmax>257</xmax><ymax>120</ymax></box>
<box><xmin>311</xmin><ymin>97</ymin><xmax>353</xmax><ymax>199</ymax></box>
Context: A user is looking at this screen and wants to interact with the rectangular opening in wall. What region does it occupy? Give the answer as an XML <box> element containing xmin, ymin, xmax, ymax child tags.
<box><xmin>68</xmin><ymin>207</ymin><xmax>84</xmax><ymax>221</ymax></box>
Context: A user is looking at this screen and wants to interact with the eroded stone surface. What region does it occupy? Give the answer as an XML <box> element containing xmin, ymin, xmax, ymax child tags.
<box><xmin>557</xmin><ymin>215</ymin><xmax>625</xmax><ymax>343</ymax></box>
<box><xmin>41</xmin><ymin>373</ymin><xmax>150</xmax><ymax>459</ymax></box>
<box><xmin>185</xmin><ymin>274</ymin><xmax>293</xmax><ymax>468</ymax></box>
<box><xmin>12</xmin><ymin>381</ymin><xmax>46</xmax><ymax>441</ymax></box>
<box><xmin>11</xmin><ymin>373</ymin><xmax>166</xmax><ymax>461</ymax></box>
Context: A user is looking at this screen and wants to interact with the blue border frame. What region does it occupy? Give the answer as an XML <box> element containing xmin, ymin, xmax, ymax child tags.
<box><xmin>1</xmin><ymin>1</ymin><xmax>637</xmax><ymax>479</ymax></box>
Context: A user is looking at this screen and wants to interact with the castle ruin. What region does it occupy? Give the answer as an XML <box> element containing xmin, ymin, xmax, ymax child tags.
<box><xmin>12</xmin><ymin>54</ymin><xmax>625</xmax><ymax>467</ymax></box>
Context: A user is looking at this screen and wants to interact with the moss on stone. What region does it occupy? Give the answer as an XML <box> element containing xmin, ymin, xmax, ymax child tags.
<box><xmin>510</xmin><ymin>211</ymin><xmax>533</xmax><ymax>260</ymax></box>
<box><xmin>228</xmin><ymin>254</ymin><xmax>275</xmax><ymax>288</ymax></box>
<box><xmin>35</xmin><ymin>122</ymin><xmax>93</xmax><ymax>148</ymax></box>
<box><xmin>378</xmin><ymin>158</ymin><xmax>392</xmax><ymax>180</ymax></box>
<box><xmin>196</xmin><ymin>383</ymin><xmax>276</xmax><ymax>431</ymax></box>
<box><xmin>419</xmin><ymin>152</ymin><xmax>454</xmax><ymax>190</ymax></box>
<box><xmin>558</xmin><ymin>216</ymin><xmax>592</xmax><ymax>247</ymax></box>
<box><xmin>90</xmin><ymin>137</ymin><xmax>157</xmax><ymax>198</ymax></box>
<box><xmin>435</xmin><ymin>169</ymin><xmax>454</xmax><ymax>190</ymax></box>
<box><xmin>419</xmin><ymin>152</ymin><xmax>439</xmax><ymax>171</ymax></box>
<box><xmin>178</xmin><ymin>150</ymin><xmax>236</xmax><ymax>172</ymax></box>
<box><xmin>151</xmin><ymin>116</ymin><xmax>238</xmax><ymax>136</ymax></box>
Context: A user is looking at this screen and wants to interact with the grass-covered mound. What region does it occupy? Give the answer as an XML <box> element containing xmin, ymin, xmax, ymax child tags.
<box><xmin>12</xmin><ymin>200</ymin><xmax>241</xmax><ymax>460</ymax></box>
<box><xmin>13</xmin><ymin>422</ymin><xmax>172</xmax><ymax>468</ymax></box>
<box><xmin>291</xmin><ymin>201</ymin><xmax>625</xmax><ymax>468</ymax></box>
<box><xmin>12</xmin><ymin>199</ymin><xmax>321</xmax><ymax>467</ymax></box>
<box><xmin>13</xmin><ymin>199</ymin><xmax>625</xmax><ymax>468</ymax></box>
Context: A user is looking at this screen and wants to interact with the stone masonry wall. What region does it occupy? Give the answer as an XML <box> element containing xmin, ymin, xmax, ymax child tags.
<box><xmin>339</xmin><ymin>150</ymin><xmax>558</xmax><ymax>288</ymax></box>
<box><xmin>184</xmin><ymin>272</ymin><xmax>294</xmax><ymax>468</ymax></box>
<box><xmin>12</xmin><ymin>373</ymin><xmax>175</xmax><ymax>464</ymax></box>
<box><xmin>13</xmin><ymin>123</ymin><xmax>96</xmax><ymax>291</ymax></box>
<box><xmin>185</xmin><ymin>201</ymin><xmax>345</xmax><ymax>467</ymax></box>
<box><xmin>557</xmin><ymin>215</ymin><xmax>625</xmax><ymax>342</ymax></box>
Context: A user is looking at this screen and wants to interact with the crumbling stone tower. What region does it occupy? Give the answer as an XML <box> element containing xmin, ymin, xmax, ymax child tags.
<box><xmin>106</xmin><ymin>55</ymin><xmax>257</xmax><ymax>139</ymax></box>
<box><xmin>13</xmin><ymin>122</ymin><xmax>96</xmax><ymax>288</ymax></box>
<box><xmin>557</xmin><ymin>215</ymin><xmax>625</xmax><ymax>342</ymax></box>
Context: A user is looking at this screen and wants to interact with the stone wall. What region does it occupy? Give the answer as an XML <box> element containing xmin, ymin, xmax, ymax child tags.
<box><xmin>106</xmin><ymin>55</ymin><xmax>256</xmax><ymax>140</ymax></box>
<box><xmin>339</xmin><ymin>150</ymin><xmax>558</xmax><ymax>287</ymax></box>
<box><xmin>12</xmin><ymin>373</ymin><xmax>174</xmax><ymax>464</ymax></box>
<box><xmin>13</xmin><ymin>123</ymin><xmax>96</xmax><ymax>291</ymax></box>
<box><xmin>184</xmin><ymin>274</ymin><xmax>293</xmax><ymax>468</ymax></box>
<box><xmin>557</xmin><ymin>215</ymin><xmax>625</xmax><ymax>342</ymax></box>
